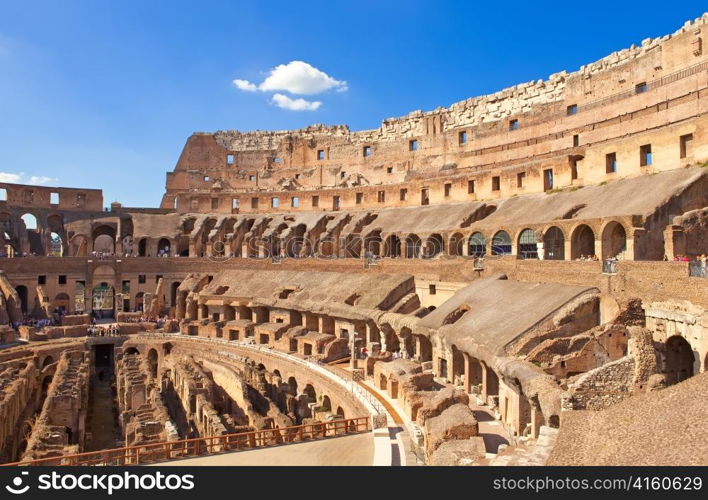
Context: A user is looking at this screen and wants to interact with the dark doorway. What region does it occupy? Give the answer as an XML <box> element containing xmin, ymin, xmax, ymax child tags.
<box><xmin>94</xmin><ymin>344</ymin><xmax>114</xmax><ymax>371</ymax></box>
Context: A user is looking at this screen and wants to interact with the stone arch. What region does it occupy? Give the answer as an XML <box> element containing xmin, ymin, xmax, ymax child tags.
<box><xmin>451</xmin><ymin>344</ymin><xmax>465</xmax><ymax>384</ymax></box>
<box><xmin>543</xmin><ymin>226</ymin><xmax>565</xmax><ymax>260</ymax></box>
<box><xmin>417</xmin><ymin>335</ymin><xmax>432</xmax><ymax>362</ymax></box>
<box><xmin>48</xmin><ymin>232</ymin><xmax>63</xmax><ymax>256</ymax></box>
<box><xmin>321</xmin><ymin>395</ymin><xmax>332</xmax><ymax>412</ymax></box>
<box><xmin>405</xmin><ymin>234</ymin><xmax>422</xmax><ymax>258</ymax></box>
<box><xmin>303</xmin><ymin>384</ymin><xmax>317</xmax><ymax>405</ymax></box>
<box><xmin>468</xmin><ymin>232</ymin><xmax>486</xmax><ymax>257</ymax></box>
<box><xmin>287</xmin><ymin>376</ymin><xmax>298</xmax><ymax>395</ymax></box>
<box><xmin>15</xmin><ymin>285</ymin><xmax>28</xmax><ymax>314</ymax></box>
<box><xmin>21</xmin><ymin>213</ymin><xmax>43</xmax><ymax>254</ymax></box>
<box><xmin>170</xmin><ymin>282</ymin><xmax>180</xmax><ymax>307</ymax></box>
<box><xmin>423</xmin><ymin>233</ymin><xmax>444</xmax><ymax>259</ymax></box>
<box><xmin>92</xmin><ymin>225</ymin><xmax>116</xmax><ymax>254</ymax></box>
<box><xmin>124</xmin><ymin>347</ymin><xmax>140</xmax><ymax>356</ymax></box>
<box><xmin>41</xmin><ymin>355</ymin><xmax>54</xmax><ymax>369</ymax></box>
<box><xmin>53</xmin><ymin>292</ymin><xmax>70</xmax><ymax>313</ymax></box>
<box><xmin>571</xmin><ymin>224</ymin><xmax>596</xmax><ymax>259</ymax></box>
<box><xmin>517</xmin><ymin>228</ymin><xmax>538</xmax><ymax>259</ymax></box>
<box><xmin>491</xmin><ymin>230</ymin><xmax>511</xmax><ymax>255</ymax></box>
<box><xmin>147</xmin><ymin>348</ymin><xmax>158</xmax><ymax>379</ymax></box>
<box><xmin>363</xmin><ymin>230</ymin><xmax>382</xmax><ymax>256</ymax></box>
<box><xmin>381</xmin><ymin>324</ymin><xmax>400</xmax><ymax>353</ymax></box>
<box><xmin>448</xmin><ymin>232</ymin><xmax>464</xmax><ymax>256</ymax></box>
<box><xmin>157</xmin><ymin>237</ymin><xmax>171</xmax><ymax>257</ymax></box>
<box><xmin>601</xmin><ymin>220</ymin><xmax>627</xmax><ymax>260</ymax></box>
<box><xmin>383</xmin><ymin>234</ymin><xmax>401</xmax><ymax>258</ymax></box>
<box><xmin>21</xmin><ymin>213</ymin><xmax>38</xmax><ymax>231</ymax></box>
<box><xmin>138</xmin><ymin>238</ymin><xmax>148</xmax><ymax>257</ymax></box>
<box><xmin>69</xmin><ymin>234</ymin><xmax>89</xmax><ymax>257</ymax></box>
<box><xmin>665</xmin><ymin>335</ymin><xmax>694</xmax><ymax>385</ymax></box>
<box><xmin>336</xmin><ymin>406</ymin><xmax>345</xmax><ymax>418</ymax></box>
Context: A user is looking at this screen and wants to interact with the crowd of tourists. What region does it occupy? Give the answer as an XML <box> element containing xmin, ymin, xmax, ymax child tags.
<box><xmin>87</xmin><ymin>324</ymin><xmax>121</xmax><ymax>337</ymax></box>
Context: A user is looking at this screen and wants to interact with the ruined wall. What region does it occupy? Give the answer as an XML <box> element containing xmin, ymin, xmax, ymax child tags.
<box><xmin>22</xmin><ymin>350</ymin><xmax>89</xmax><ymax>461</ymax></box>
<box><xmin>162</xmin><ymin>15</ymin><xmax>708</xmax><ymax>212</ymax></box>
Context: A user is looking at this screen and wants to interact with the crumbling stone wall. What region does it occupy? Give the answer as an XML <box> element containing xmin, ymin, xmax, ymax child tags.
<box><xmin>22</xmin><ymin>350</ymin><xmax>89</xmax><ymax>461</ymax></box>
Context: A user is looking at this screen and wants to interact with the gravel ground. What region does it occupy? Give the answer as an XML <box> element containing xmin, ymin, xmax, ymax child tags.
<box><xmin>547</xmin><ymin>372</ymin><xmax>708</xmax><ymax>465</ymax></box>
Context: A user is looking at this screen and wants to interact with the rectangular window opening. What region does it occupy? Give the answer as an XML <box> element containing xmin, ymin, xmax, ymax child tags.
<box><xmin>444</xmin><ymin>183</ymin><xmax>452</xmax><ymax>197</ymax></box>
<box><xmin>467</xmin><ymin>180</ymin><xmax>475</xmax><ymax>194</ymax></box>
<box><xmin>543</xmin><ymin>169</ymin><xmax>554</xmax><ymax>191</ymax></box>
<box><xmin>312</xmin><ymin>196</ymin><xmax>319</xmax><ymax>208</ymax></box>
<box><xmin>400</xmin><ymin>188</ymin><xmax>407</xmax><ymax>201</ymax></box>
<box><xmin>492</xmin><ymin>176</ymin><xmax>501</xmax><ymax>191</ymax></box>
<box><xmin>567</xmin><ymin>104</ymin><xmax>578</xmax><ymax>115</ymax></box>
<box><xmin>640</xmin><ymin>144</ymin><xmax>652</xmax><ymax>167</ymax></box>
<box><xmin>50</xmin><ymin>192</ymin><xmax>60</xmax><ymax>205</ymax></box>
<box><xmin>421</xmin><ymin>188</ymin><xmax>429</xmax><ymax>206</ymax></box>
<box><xmin>409</xmin><ymin>139</ymin><xmax>418</xmax><ymax>151</ymax></box>
<box><xmin>226</xmin><ymin>154</ymin><xmax>234</xmax><ymax>165</ymax></box>
<box><xmin>291</xmin><ymin>196</ymin><xmax>299</xmax><ymax>208</ymax></box>
<box><xmin>606</xmin><ymin>152</ymin><xmax>617</xmax><ymax>173</ymax></box>
<box><xmin>509</xmin><ymin>119</ymin><xmax>519</xmax><ymax>131</ymax></box>
<box><xmin>355</xmin><ymin>192</ymin><xmax>363</xmax><ymax>204</ymax></box>
<box><xmin>680</xmin><ymin>134</ymin><xmax>693</xmax><ymax>159</ymax></box>
<box><xmin>377</xmin><ymin>191</ymin><xmax>385</xmax><ymax>203</ymax></box>
<box><xmin>517</xmin><ymin>172</ymin><xmax>525</xmax><ymax>188</ymax></box>
<box><xmin>458</xmin><ymin>131</ymin><xmax>467</xmax><ymax>145</ymax></box>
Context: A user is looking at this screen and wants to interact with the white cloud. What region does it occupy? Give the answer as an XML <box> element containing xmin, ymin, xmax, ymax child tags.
<box><xmin>234</xmin><ymin>61</ymin><xmax>347</xmax><ymax>95</ymax></box>
<box><xmin>28</xmin><ymin>175</ymin><xmax>58</xmax><ymax>186</ymax></box>
<box><xmin>0</xmin><ymin>172</ymin><xmax>23</xmax><ymax>183</ymax></box>
<box><xmin>233</xmin><ymin>79</ymin><xmax>257</xmax><ymax>91</ymax></box>
<box><xmin>0</xmin><ymin>172</ymin><xmax>57</xmax><ymax>185</ymax></box>
<box><xmin>271</xmin><ymin>93</ymin><xmax>321</xmax><ymax>111</ymax></box>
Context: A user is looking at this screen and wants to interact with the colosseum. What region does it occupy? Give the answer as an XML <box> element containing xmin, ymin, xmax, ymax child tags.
<box><xmin>0</xmin><ymin>14</ymin><xmax>706</xmax><ymax>467</ymax></box>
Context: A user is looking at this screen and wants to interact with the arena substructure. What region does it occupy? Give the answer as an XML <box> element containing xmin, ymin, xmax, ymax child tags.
<box><xmin>0</xmin><ymin>14</ymin><xmax>707</xmax><ymax>466</ymax></box>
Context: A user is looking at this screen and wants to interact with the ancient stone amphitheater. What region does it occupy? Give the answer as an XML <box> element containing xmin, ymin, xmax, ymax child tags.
<box><xmin>0</xmin><ymin>14</ymin><xmax>706</xmax><ymax>467</ymax></box>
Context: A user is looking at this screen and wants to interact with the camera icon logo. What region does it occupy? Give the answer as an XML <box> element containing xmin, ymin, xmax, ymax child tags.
<box><xmin>5</xmin><ymin>471</ymin><xmax>30</xmax><ymax>495</ymax></box>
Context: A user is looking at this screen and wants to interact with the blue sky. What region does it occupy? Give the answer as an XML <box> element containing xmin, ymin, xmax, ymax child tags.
<box><xmin>0</xmin><ymin>1</ymin><xmax>704</xmax><ymax>207</ymax></box>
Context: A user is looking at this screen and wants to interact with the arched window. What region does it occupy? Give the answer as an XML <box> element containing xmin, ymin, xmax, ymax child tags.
<box><xmin>468</xmin><ymin>232</ymin><xmax>486</xmax><ymax>256</ymax></box>
<box><xmin>518</xmin><ymin>229</ymin><xmax>538</xmax><ymax>259</ymax></box>
<box><xmin>543</xmin><ymin>226</ymin><xmax>565</xmax><ymax>260</ymax></box>
<box><xmin>491</xmin><ymin>230</ymin><xmax>511</xmax><ymax>255</ymax></box>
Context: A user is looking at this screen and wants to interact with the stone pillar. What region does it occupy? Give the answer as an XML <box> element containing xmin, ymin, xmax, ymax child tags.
<box><xmin>629</xmin><ymin>227</ymin><xmax>645</xmax><ymax>260</ymax></box>
<box><xmin>536</xmin><ymin>241</ymin><xmax>545</xmax><ymax>260</ymax></box>
<box><xmin>662</xmin><ymin>225</ymin><xmax>685</xmax><ymax>261</ymax></box>
<box><xmin>176</xmin><ymin>291</ymin><xmax>186</xmax><ymax>321</ymax></box>
<box><xmin>481</xmin><ymin>362</ymin><xmax>489</xmax><ymax>401</ymax></box>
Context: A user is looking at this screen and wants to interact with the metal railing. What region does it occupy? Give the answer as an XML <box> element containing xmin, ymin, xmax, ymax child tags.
<box><xmin>140</xmin><ymin>333</ymin><xmax>386</xmax><ymax>416</ymax></box>
<box><xmin>3</xmin><ymin>417</ymin><xmax>369</xmax><ymax>467</ymax></box>
<box><xmin>688</xmin><ymin>261</ymin><xmax>707</xmax><ymax>278</ymax></box>
<box><xmin>603</xmin><ymin>259</ymin><xmax>618</xmax><ymax>274</ymax></box>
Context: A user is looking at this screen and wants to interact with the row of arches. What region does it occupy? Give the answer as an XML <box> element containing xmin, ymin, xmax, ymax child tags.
<box><xmin>350</xmin><ymin>221</ymin><xmax>628</xmax><ymax>260</ymax></box>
